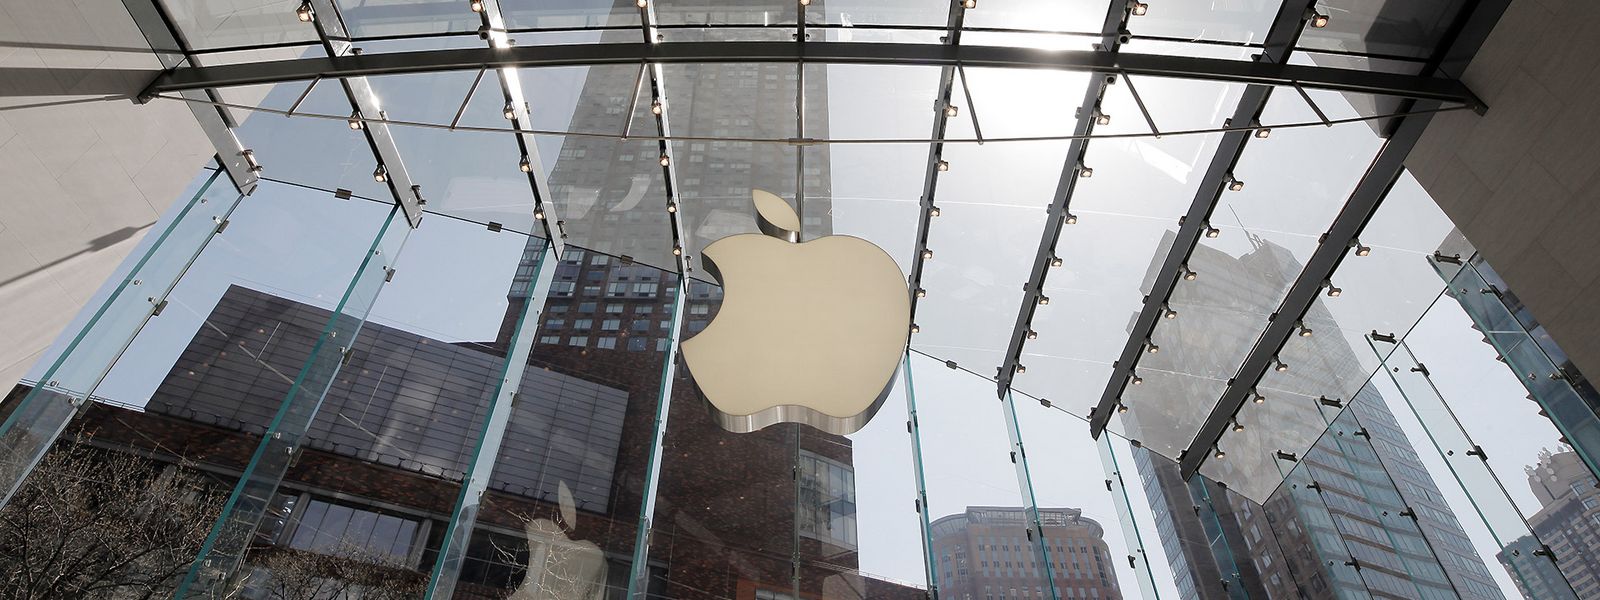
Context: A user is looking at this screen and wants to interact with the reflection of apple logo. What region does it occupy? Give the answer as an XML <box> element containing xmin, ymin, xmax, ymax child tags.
<box><xmin>682</xmin><ymin>190</ymin><xmax>910</xmax><ymax>435</ymax></box>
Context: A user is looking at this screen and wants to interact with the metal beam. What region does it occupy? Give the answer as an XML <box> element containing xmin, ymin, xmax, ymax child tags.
<box><xmin>1089</xmin><ymin>0</ymin><xmax>1318</xmax><ymax>437</ymax></box>
<box><xmin>305</xmin><ymin>0</ymin><xmax>425</xmax><ymax>227</ymax></box>
<box><xmin>122</xmin><ymin>0</ymin><xmax>258</xmax><ymax>195</ymax></box>
<box><xmin>995</xmin><ymin>0</ymin><xmax>1128</xmax><ymax>394</ymax></box>
<box><xmin>1176</xmin><ymin>0</ymin><xmax>1513</xmax><ymax>480</ymax></box>
<box><xmin>905</xmin><ymin>0</ymin><xmax>968</xmax><ymax>330</ymax></box>
<box><xmin>142</xmin><ymin>41</ymin><xmax>1482</xmax><ymax>109</ymax></box>
<box><xmin>474</xmin><ymin>0</ymin><xmax>564</xmax><ymax>254</ymax></box>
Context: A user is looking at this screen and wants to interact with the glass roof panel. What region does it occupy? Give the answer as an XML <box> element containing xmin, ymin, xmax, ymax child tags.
<box><xmin>332</xmin><ymin>0</ymin><xmax>480</xmax><ymax>38</ymax></box>
<box><xmin>958</xmin><ymin>0</ymin><xmax>1106</xmax><ymax>33</ymax></box>
<box><xmin>1117</xmin><ymin>369</ymin><xmax>1227</xmax><ymax>459</ymax></box>
<box><xmin>1296</xmin><ymin>0</ymin><xmax>1467</xmax><ymax>60</ymax></box>
<box><xmin>500</xmin><ymin>0</ymin><xmax>642</xmax><ymax>30</ymax></box>
<box><xmin>1126</xmin><ymin>1</ymin><xmax>1280</xmax><ymax>44</ymax></box>
<box><xmin>910</xmin><ymin>138</ymin><xmax>1064</xmax><ymax>375</ymax></box>
<box><xmin>945</xmin><ymin>69</ymin><xmax>1092</xmax><ymax>140</ymax></box>
<box><xmin>806</xmin><ymin>0</ymin><xmax>947</xmax><ymax>27</ymax></box>
<box><xmin>1120</xmin><ymin>38</ymin><xmax>1258</xmax><ymax>60</ymax></box>
<box><xmin>231</xmin><ymin>77</ymin><xmax>394</xmax><ymax>202</ymax></box>
<box><xmin>159</xmin><ymin>0</ymin><xmax>319</xmax><ymax>50</ymax></box>
<box><xmin>655</xmin><ymin>0</ymin><xmax>794</xmax><ymax>27</ymax></box>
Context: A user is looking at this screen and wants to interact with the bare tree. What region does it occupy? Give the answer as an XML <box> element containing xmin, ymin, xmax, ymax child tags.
<box><xmin>0</xmin><ymin>437</ymin><xmax>227</xmax><ymax>600</ymax></box>
<box><xmin>238</xmin><ymin>545</ymin><xmax>426</xmax><ymax>600</ymax></box>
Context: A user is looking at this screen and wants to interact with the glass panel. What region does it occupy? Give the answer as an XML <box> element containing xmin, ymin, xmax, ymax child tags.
<box><xmin>159</xmin><ymin>0</ymin><xmax>320</xmax><ymax>50</ymax></box>
<box><xmin>1127</xmin><ymin>1</ymin><xmax>1279</xmax><ymax>44</ymax></box>
<box><xmin>1</xmin><ymin>169</ymin><xmax>237</xmax><ymax>503</ymax></box>
<box><xmin>807</xmin><ymin>0</ymin><xmax>948</xmax><ymax>28</ymax></box>
<box><xmin>957</xmin><ymin>0</ymin><xmax>1103</xmax><ymax>34</ymax></box>
<box><xmin>655</xmin><ymin>0</ymin><xmax>792</xmax><ymax>27</ymax></box>
<box><xmin>231</xmin><ymin>76</ymin><xmax>395</xmax><ymax>204</ymax></box>
<box><xmin>1296</xmin><ymin>0</ymin><xmax>1469</xmax><ymax>61</ymax></box>
<box><xmin>176</xmin><ymin>185</ymin><xmax>411</xmax><ymax>596</ymax></box>
<box><xmin>500</xmin><ymin>0</ymin><xmax>641</xmax><ymax>30</ymax></box>
<box><xmin>333</xmin><ymin>0</ymin><xmax>481</xmax><ymax>38</ymax></box>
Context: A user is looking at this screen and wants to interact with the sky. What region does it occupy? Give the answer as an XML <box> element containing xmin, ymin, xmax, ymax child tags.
<box><xmin>18</xmin><ymin>3</ymin><xmax>1580</xmax><ymax>599</ymax></box>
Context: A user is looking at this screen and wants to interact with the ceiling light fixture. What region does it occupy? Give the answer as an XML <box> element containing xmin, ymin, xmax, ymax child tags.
<box><xmin>1037</xmin><ymin>295</ymin><xmax>1050</xmax><ymax>306</ymax></box>
<box><xmin>944</xmin><ymin>104</ymin><xmax>959</xmax><ymax>118</ymax></box>
<box><xmin>1253</xmin><ymin>391</ymin><xmax>1266</xmax><ymax>404</ymax></box>
<box><xmin>534</xmin><ymin>207</ymin><xmax>545</xmax><ymax>220</ymax></box>
<box><xmin>651</xmin><ymin>99</ymin><xmax>664</xmax><ymax>115</ymax></box>
<box><xmin>296</xmin><ymin>1</ymin><xmax>313</xmax><ymax>22</ymax></box>
<box><xmin>915</xmin><ymin>288</ymin><xmax>926</xmax><ymax>299</ymax></box>
<box><xmin>1146</xmin><ymin>343</ymin><xmax>1159</xmax><ymax>354</ymax></box>
<box><xmin>1050</xmin><ymin>256</ymin><xmax>1063</xmax><ymax>268</ymax></box>
<box><xmin>1163</xmin><ymin>305</ymin><xmax>1178</xmax><ymax>320</ymax></box>
<box><xmin>922</xmin><ymin>248</ymin><xmax>934</xmax><ymax>260</ymax></box>
<box><xmin>1118</xmin><ymin>403</ymin><xmax>1129</xmax><ymax>413</ymax></box>
<box><xmin>1129</xmin><ymin>1</ymin><xmax>1148</xmax><ymax>16</ymax></box>
<box><xmin>1026</xmin><ymin>330</ymin><xmax>1038</xmax><ymax>340</ymax></box>
<box><xmin>1078</xmin><ymin>164</ymin><xmax>1094</xmax><ymax>178</ymax></box>
<box><xmin>1130</xmin><ymin>374</ymin><xmax>1143</xmax><ymax>386</ymax></box>
<box><xmin>1205</xmin><ymin>224</ymin><xmax>1221</xmax><ymax>238</ymax></box>
<box><xmin>1064</xmin><ymin>213</ymin><xmax>1078</xmax><ymax>225</ymax></box>
<box><xmin>1225</xmin><ymin>174</ymin><xmax>1245</xmax><ymax>191</ymax></box>
<box><xmin>666</xmin><ymin>201</ymin><xmax>678</xmax><ymax>213</ymax></box>
<box><xmin>1273</xmin><ymin>358</ymin><xmax>1289</xmax><ymax>372</ymax></box>
<box><xmin>937</xmin><ymin>160</ymin><xmax>950</xmax><ymax>172</ymax></box>
<box><xmin>1016</xmin><ymin>364</ymin><xmax>1027</xmax><ymax>374</ymax></box>
<box><xmin>1214</xmin><ymin>448</ymin><xmax>1226</xmax><ymax>459</ymax></box>
<box><xmin>469</xmin><ymin>0</ymin><xmax>484</xmax><ymax>12</ymax></box>
<box><xmin>519</xmin><ymin>155</ymin><xmax>532</xmax><ymax>173</ymax></box>
<box><xmin>930</xmin><ymin>205</ymin><xmax>942</xmax><ymax>217</ymax></box>
<box><xmin>1297</xmin><ymin>321</ymin><xmax>1313</xmax><ymax>337</ymax></box>
<box><xmin>659</xmin><ymin>154</ymin><xmax>671</xmax><ymax>167</ymax></box>
<box><xmin>910</xmin><ymin>323</ymin><xmax>920</xmax><ymax>334</ymax></box>
<box><xmin>1324</xmin><ymin>279</ymin><xmax>1342</xmax><ymax>297</ymax></box>
<box><xmin>1307</xmin><ymin>9</ymin><xmax>1330</xmax><ymax>28</ymax></box>
<box><xmin>1351</xmin><ymin>239</ymin><xmax>1371</xmax><ymax>256</ymax></box>
<box><xmin>503</xmin><ymin>102</ymin><xmax>516</xmax><ymax>120</ymax></box>
<box><xmin>672</xmin><ymin>245</ymin><xmax>682</xmax><ymax>256</ymax></box>
<box><xmin>961</xmin><ymin>0</ymin><xmax>976</xmax><ymax>9</ymax></box>
<box><xmin>1233</xmin><ymin>420</ymin><xmax>1245</xmax><ymax>432</ymax></box>
<box><xmin>636</xmin><ymin>0</ymin><xmax>648</xmax><ymax>7</ymax></box>
<box><xmin>372</xmin><ymin>165</ymin><xmax>387</xmax><ymax>183</ymax></box>
<box><xmin>1254</xmin><ymin>127</ymin><xmax>1271</xmax><ymax>139</ymax></box>
<box><xmin>347</xmin><ymin>111</ymin><xmax>363</xmax><ymax>130</ymax></box>
<box><xmin>1182</xmin><ymin>266</ymin><xmax>1197</xmax><ymax>281</ymax></box>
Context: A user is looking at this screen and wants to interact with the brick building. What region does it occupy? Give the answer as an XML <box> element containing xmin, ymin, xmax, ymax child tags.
<box><xmin>928</xmin><ymin>506</ymin><xmax>1120</xmax><ymax>600</ymax></box>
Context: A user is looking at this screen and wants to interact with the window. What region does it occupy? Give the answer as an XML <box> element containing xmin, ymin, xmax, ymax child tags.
<box><xmin>690</xmin><ymin>304</ymin><xmax>710</xmax><ymax>315</ymax></box>
<box><xmin>797</xmin><ymin>451</ymin><xmax>857</xmax><ymax>549</ymax></box>
<box><xmin>635</xmin><ymin>305</ymin><xmax>653</xmax><ymax>315</ymax></box>
<box><xmin>578</xmin><ymin>302</ymin><xmax>596</xmax><ymax>313</ymax></box>
<box><xmin>551</xmin><ymin>281</ymin><xmax>575</xmax><ymax>296</ymax></box>
<box><xmin>596</xmin><ymin>337</ymin><xmax>617</xmax><ymax>350</ymax></box>
<box><xmin>628</xmin><ymin>337</ymin><xmax>648</xmax><ymax>352</ymax></box>
<box><xmin>546</xmin><ymin>305</ymin><xmax>568</xmax><ymax>314</ymax></box>
<box><xmin>632</xmin><ymin>282</ymin><xmax>659</xmax><ymax>296</ymax></box>
<box><xmin>573</xmin><ymin>319</ymin><xmax>592</xmax><ymax>330</ymax></box>
<box><xmin>582</xmin><ymin>285</ymin><xmax>600</xmax><ymax>296</ymax></box>
<box><xmin>607</xmin><ymin>282</ymin><xmax>629</xmax><ymax>297</ymax></box>
<box><xmin>605</xmin><ymin>303</ymin><xmax>623</xmax><ymax>313</ymax></box>
<box><xmin>602</xmin><ymin>319</ymin><xmax>621</xmax><ymax>331</ymax></box>
<box><xmin>567</xmin><ymin>336</ymin><xmax>587</xmax><ymax>347</ymax></box>
<box><xmin>591</xmin><ymin>255</ymin><xmax>610</xmax><ymax>266</ymax></box>
<box><xmin>656</xmin><ymin>338</ymin><xmax>670</xmax><ymax>352</ymax></box>
<box><xmin>538</xmin><ymin>335</ymin><xmax>560</xmax><ymax>345</ymax></box>
<box><xmin>287</xmin><ymin>498</ymin><xmax>420</xmax><ymax>563</ymax></box>
<box><xmin>631</xmin><ymin>320</ymin><xmax>650</xmax><ymax>332</ymax></box>
<box><xmin>544</xmin><ymin>319</ymin><xmax>564</xmax><ymax>329</ymax></box>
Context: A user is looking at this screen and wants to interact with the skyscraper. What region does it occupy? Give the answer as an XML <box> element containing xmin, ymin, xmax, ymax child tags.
<box><xmin>929</xmin><ymin>506</ymin><xmax>1121</xmax><ymax>600</ymax></box>
<box><xmin>1127</xmin><ymin>231</ymin><xmax>1504</xmax><ymax>600</ymax></box>
<box><xmin>1498</xmin><ymin>449</ymin><xmax>1600</xmax><ymax>599</ymax></box>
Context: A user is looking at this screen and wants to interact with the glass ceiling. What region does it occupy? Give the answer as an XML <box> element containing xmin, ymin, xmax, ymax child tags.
<box><xmin>147</xmin><ymin>0</ymin><xmax>1476</xmax><ymax>506</ymax></box>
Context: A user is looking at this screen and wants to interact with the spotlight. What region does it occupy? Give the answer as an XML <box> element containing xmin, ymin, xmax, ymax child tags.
<box><xmin>373</xmin><ymin>165</ymin><xmax>387</xmax><ymax>183</ymax></box>
<box><xmin>1351</xmin><ymin>239</ymin><xmax>1371</xmax><ymax>257</ymax></box>
<box><xmin>1064</xmin><ymin>213</ymin><xmax>1078</xmax><ymax>225</ymax></box>
<box><xmin>1078</xmin><ymin>165</ymin><xmax>1094</xmax><ymax>178</ymax></box>
<box><xmin>1297</xmin><ymin>321</ymin><xmax>1313</xmax><ymax>337</ymax></box>
<box><xmin>1226</xmin><ymin>174</ymin><xmax>1245</xmax><ymax>191</ymax></box>
<box><xmin>1129</xmin><ymin>1</ymin><xmax>1148</xmax><ymax>16</ymax></box>
<box><xmin>651</xmin><ymin>100</ymin><xmax>664</xmax><ymax>115</ymax></box>
<box><xmin>1307</xmin><ymin>9</ymin><xmax>1329</xmax><ymax>28</ymax></box>
<box><xmin>1273</xmin><ymin>358</ymin><xmax>1289</xmax><ymax>373</ymax></box>
<box><xmin>1146</xmin><ymin>343</ymin><xmax>1159</xmax><ymax>354</ymax></box>
<box><xmin>1026</xmin><ymin>330</ymin><xmax>1038</xmax><ymax>340</ymax></box>
<box><xmin>1095</xmin><ymin>110</ymin><xmax>1111</xmax><ymax>126</ymax></box>
<box><xmin>666</xmin><ymin>201</ymin><xmax>678</xmax><ymax>213</ymax></box>
<box><xmin>937</xmin><ymin>160</ymin><xmax>950</xmax><ymax>172</ymax></box>
<box><xmin>944</xmin><ymin>104</ymin><xmax>959</xmax><ymax>118</ymax></box>
<box><xmin>503</xmin><ymin>102</ymin><xmax>516</xmax><ymax>120</ymax></box>
<box><xmin>961</xmin><ymin>0</ymin><xmax>976</xmax><ymax>8</ymax></box>
<box><xmin>922</xmin><ymin>249</ymin><xmax>934</xmax><ymax>260</ymax></box>
<box><xmin>1233</xmin><ymin>421</ymin><xmax>1246</xmax><ymax>433</ymax></box>
<box><xmin>1205</xmin><ymin>224</ymin><xmax>1221</xmax><ymax>238</ymax></box>
<box><xmin>915</xmin><ymin>288</ymin><xmax>926</xmax><ymax>299</ymax></box>
<box><xmin>800</xmin><ymin>0</ymin><xmax>811</xmax><ymax>5</ymax></box>
<box><xmin>1037</xmin><ymin>295</ymin><xmax>1050</xmax><ymax>306</ymax></box>
<box><xmin>1130</xmin><ymin>374</ymin><xmax>1143</xmax><ymax>386</ymax></box>
<box><xmin>348</xmin><ymin>111</ymin><xmax>363</xmax><ymax>130</ymax></box>
<box><xmin>534</xmin><ymin>207</ymin><xmax>545</xmax><ymax>220</ymax></box>
<box><xmin>296</xmin><ymin>1</ymin><xmax>313</xmax><ymax>22</ymax></box>
<box><xmin>636</xmin><ymin>0</ymin><xmax>647</xmax><ymax>7</ymax></box>
<box><xmin>1214</xmin><ymin>449</ymin><xmax>1226</xmax><ymax>459</ymax></box>
<box><xmin>911</xmin><ymin>323</ymin><xmax>920</xmax><ymax>334</ymax></box>
<box><xmin>1163</xmin><ymin>305</ymin><xmax>1177</xmax><ymax>320</ymax></box>
<box><xmin>469</xmin><ymin>0</ymin><xmax>484</xmax><ymax>12</ymax></box>
<box><xmin>1118</xmin><ymin>403</ymin><xmax>1129</xmax><ymax>413</ymax></box>
<box><xmin>1050</xmin><ymin>256</ymin><xmax>1063</xmax><ymax>268</ymax></box>
<box><xmin>519</xmin><ymin>155</ymin><xmax>532</xmax><ymax>173</ymax></box>
<box><xmin>1253</xmin><ymin>392</ymin><xmax>1266</xmax><ymax>404</ymax></box>
<box><xmin>1182</xmin><ymin>266</ymin><xmax>1197</xmax><ymax>281</ymax></box>
<box><xmin>672</xmin><ymin>245</ymin><xmax>682</xmax><ymax>256</ymax></box>
<box><xmin>1324</xmin><ymin>280</ymin><xmax>1342</xmax><ymax>297</ymax></box>
<box><xmin>659</xmin><ymin>154</ymin><xmax>671</xmax><ymax>167</ymax></box>
<box><xmin>1254</xmin><ymin>128</ymin><xmax>1271</xmax><ymax>139</ymax></box>
<box><xmin>1016</xmin><ymin>364</ymin><xmax>1027</xmax><ymax>374</ymax></box>
<box><xmin>930</xmin><ymin>206</ymin><xmax>941</xmax><ymax>217</ymax></box>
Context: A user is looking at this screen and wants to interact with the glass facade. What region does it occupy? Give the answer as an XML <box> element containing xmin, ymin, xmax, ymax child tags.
<box><xmin>6</xmin><ymin>0</ymin><xmax>1598</xmax><ymax>599</ymax></box>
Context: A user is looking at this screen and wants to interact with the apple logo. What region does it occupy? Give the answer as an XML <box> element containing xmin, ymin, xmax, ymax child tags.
<box><xmin>681</xmin><ymin>189</ymin><xmax>911</xmax><ymax>435</ymax></box>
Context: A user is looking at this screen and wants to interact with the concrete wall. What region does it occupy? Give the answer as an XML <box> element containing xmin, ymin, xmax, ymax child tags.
<box><xmin>1406</xmin><ymin>0</ymin><xmax>1600</xmax><ymax>378</ymax></box>
<box><xmin>0</xmin><ymin>0</ymin><xmax>217</xmax><ymax>387</ymax></box>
